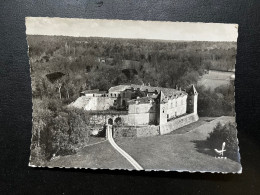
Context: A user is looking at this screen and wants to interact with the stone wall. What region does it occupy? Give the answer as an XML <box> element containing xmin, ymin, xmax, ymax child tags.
<box><xmin>88</xmin><ymin>111</ymin><xmax>128</xmax><ymax>125</ymax></box>
<box><xmin>166</xmin><ymin>95</ymin><xmax>187</xmax><ymax>119</ymax></box>
<box><xmin>113</xmin><ymin>126</ymin><xmax>137</xmax><ymax>138</ymax></box>
<box><xmin>84</xmin><ymin>97</ymin><xmax>116</xmax><ymax>110</ymax></box>
<box><xmin>88</xmin><ymin>112</ymin><xmax>199</xmax><ymax>138</ymax></box>
<box><xmin>136</xmin><ymin>125</ymin><xmax>160</xmax><ymax>137</ymax></box>
<box><xmin>88</xmin><ymin>111</ymin><xmax>156</xmax><ymax>126</ymax></box>
<box><xmin>160</xmin><ymin>113</ymin><xmax>199</xmax><ymax>135</ymax></box>
<box><xmin>113</xmin><ymin>125</ymin><xmax>159</xmax><ymax>138</ymax></box>
<box><xmin>127</xmin><ymin>102</ymin><xmax>156</xmax><ymax>125</ymax></box>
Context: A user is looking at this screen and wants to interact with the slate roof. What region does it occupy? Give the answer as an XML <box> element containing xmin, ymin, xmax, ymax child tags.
<box><xmin>128</xmin><ymin>96</ymin><xmax>155</xmax><ymax>105</ymax></box>
<box><xmin>81</xmin><ymin>89</ymin><xmax>107</xmax><ymax>94</ymax></box>
<box><xmin>187</xmin><ymin>85</ymin><xmax>198</xmax><ymax>95</ymax></box>
<box><xmin>109</xmin><ymin>84</ymin><xmax>187</xmax><ymax>97</ymax></box>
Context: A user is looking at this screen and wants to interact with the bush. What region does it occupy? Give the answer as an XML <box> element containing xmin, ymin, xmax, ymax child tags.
<box><xmin>31</xmin><ymin>99</ymin><xmax>92</xmax><ymax>162</ymax></box>
<box><xmin>197</xmin><ymin>84</ymin><xmax>235</xmax><ymax>117</ymax></box>
<box><xmin>206</xmin><ymin>122</ymin><xmax>239</xmax><ymax>161</ymax></box>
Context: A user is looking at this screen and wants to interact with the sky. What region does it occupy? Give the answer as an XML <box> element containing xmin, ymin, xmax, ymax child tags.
<box><xmin>26</xmin><ymin>17</ymin><xmax>238</xmax><ymax>42</ymax></box>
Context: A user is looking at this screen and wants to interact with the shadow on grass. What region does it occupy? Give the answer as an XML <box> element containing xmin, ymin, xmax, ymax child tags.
<box><xmin>192</xmin><ymin>139</ymin><xmax>240</xmax><ymax>163</ymax></box>
<box><xmin>192</xmin><ymin>121</ymin><xmax>240</xmax><ymax>163</ymax></box>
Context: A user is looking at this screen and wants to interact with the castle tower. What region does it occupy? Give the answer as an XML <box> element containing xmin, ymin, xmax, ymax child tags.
<box><xmin>156</xmin><ymin>91</ymin><xmax>168</xmax><ymax>125</ymax></box>
<box><xmin>187</xmin><ymin>85</ymin><xmax>198</xmax><ymax>114</ymax></box>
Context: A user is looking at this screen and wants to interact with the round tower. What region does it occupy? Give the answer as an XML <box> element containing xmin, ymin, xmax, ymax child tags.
<box><xmin>187</xmin><ymin>85</ymin><xmax>198</xmax><ymax>114</ymax></box>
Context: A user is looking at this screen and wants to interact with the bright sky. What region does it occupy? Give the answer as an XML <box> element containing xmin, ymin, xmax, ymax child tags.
<box><xmin>26</xmin><ymin>17</ymin><xmax>238</xmax><ymax>42</ymax></box>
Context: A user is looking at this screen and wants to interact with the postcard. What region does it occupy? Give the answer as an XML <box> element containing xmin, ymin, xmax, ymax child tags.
<box><xmin>26</xmin><ymin>17</ymin><xmax>241</xmax><ymax>173</ymax></box>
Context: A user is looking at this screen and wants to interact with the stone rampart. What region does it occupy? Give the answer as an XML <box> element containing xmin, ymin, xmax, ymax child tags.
<box><xmin>113</xmin><ymin>125</ymin><xmax>159</xmax><ymax>138</ymax></box>
<box><xmin>136</xmin><ymin>125</ymin><xmax>160</xmax><ymax>137</ymax></box>
<box><xmin>113</xmin><ymin>126</ymin><xmax>137</xmax><ymax>138</ymax></box>
<box><xmin>160</xmin><ymin>113</ymin><xmax>199</xmax><ymax>135</ymax></box>
<box><xmin>88</xmin><ymin>111</ymin><xmax>128</xmax><ymax>125</ymax></box>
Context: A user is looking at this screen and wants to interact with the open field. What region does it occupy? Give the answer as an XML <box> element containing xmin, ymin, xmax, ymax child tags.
<box><xmin>198</xmin><ymin>70</ymin><xmax>234</xmax><ymax>90</ymax></box>
<box><xmin>47</xmin><ymin>116</ymin><xmax>240</xmax><ymax>172</ymax></box>
<box><xmin>115</xmin><ymin>116</ymin><xmax>240</xmax><ymax>172</ymax></box>
<box><xmin>47</xmin><ymin>140</ymin><xmax>134</xmax><ymax>169</ymax></box>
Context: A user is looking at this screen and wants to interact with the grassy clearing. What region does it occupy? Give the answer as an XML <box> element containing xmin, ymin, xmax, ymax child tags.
<box><xmin>115</xmin><ymin>116</ymin><xmax>241</xmax><ymax>172</ymax></box>
<box><xmin>166</xmin><ymin>117</ymin><xmax>216</xmax><ymax>135</ymax></box>
<box><xmin>47</xmin><ymin>140</ymin><xmax>134</xmax><ymax>169</ymax></box>
<box><xmin>198</xmin><ymin>70</ymin><xmax>234</xmax><ymax>90</ymax></box>
<box><xmin>47</xmin><ymin>116</ymin><xmax>240</xmax><ymax>172</ymax></box>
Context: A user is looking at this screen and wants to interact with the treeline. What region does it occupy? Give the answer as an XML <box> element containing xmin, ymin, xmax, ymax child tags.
<box><xmin>28</xmin><ymin>35</ymin><xmax>236</xmax><ymax>100</ymax></box>
<box><xmin>30</xmin><ymin>98</ymin><xmax>91</xmax><ymax>166</ymax></box>
<box><xmin>197</xmin><ymin>80</ymin><xmax>235</xmax><ymax>117</ymax></box>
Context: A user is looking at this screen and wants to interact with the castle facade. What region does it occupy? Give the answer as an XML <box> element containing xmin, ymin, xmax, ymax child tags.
<box><xmin>76</xmin><ymin>84</ymin><xmax>198</xmax><ymax>127</ymax></box>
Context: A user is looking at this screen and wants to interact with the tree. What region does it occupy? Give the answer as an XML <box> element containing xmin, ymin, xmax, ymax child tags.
<box><xmin>206</xmin><ymin>122</ymin><xmax>239</xmax><ymax>161</ymax></box>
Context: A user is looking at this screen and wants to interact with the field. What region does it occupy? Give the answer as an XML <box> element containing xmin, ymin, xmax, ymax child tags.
<box><xmin>48</xmin><ymin>116</ymin><xmax>241</xmax><ymax>173</ymax></box>
<box><xmin>198</xmin><ymin>70</ymin><xmax>234</xmax><ymax>90</ymax></box>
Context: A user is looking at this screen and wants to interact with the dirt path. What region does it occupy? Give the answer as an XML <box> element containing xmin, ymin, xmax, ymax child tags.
<box><xmin>107</xmin><ymin>125</ymin><xmax>143</xmax><ymax>170</ymax></box>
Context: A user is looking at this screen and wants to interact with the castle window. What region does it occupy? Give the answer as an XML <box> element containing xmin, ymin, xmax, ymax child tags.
<box><xmin>114</xmin><ymin>94</ymin><xmax>116</xmax><ymax>97</ymax></box>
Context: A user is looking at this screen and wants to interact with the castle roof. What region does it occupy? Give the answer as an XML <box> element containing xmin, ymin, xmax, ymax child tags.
<box><xmin>187</xmin><ymin>85</ymin><xmax>198</xmax><ymax>95</ymax></box>
<box><xmin>109</xmin><ymin>84</ymin><xmax>187</xmax><ymax>97</ymax></box>
<box><xmin>128</xmin><ymin>96</ymin><xmax>155</xmax><ymax>105</ymax></box>
<box><xmin>81</xmin><ymin>89</ymin><xmax>107</xmax><ymax>94</ymax></box>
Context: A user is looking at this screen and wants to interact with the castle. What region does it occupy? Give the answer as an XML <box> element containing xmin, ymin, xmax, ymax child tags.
<box><xmin>73</xmin><ymin>84</ymin><xmax>198</xmax><ymax>129</ymax></box>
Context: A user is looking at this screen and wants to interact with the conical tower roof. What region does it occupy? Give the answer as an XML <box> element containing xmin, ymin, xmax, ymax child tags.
<box><xmin>158</xmin><ymin>91</ymin><xmax>168</xmax><ymax>103</ymax></box>
<box><xmin>187</xmin><ymin>84</ymin><xmax>198</xmax><ymax>95</ymax></box>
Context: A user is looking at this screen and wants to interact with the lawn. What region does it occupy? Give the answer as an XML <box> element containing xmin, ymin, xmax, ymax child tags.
<box><xmin>47</xmin><ymin>140</ymin><xmax>134</xmax><ymax>169</ymax></box>
<box><xmin>198</xmin><ymin>70</ymin><xmax>234</xmax><ymax>90</ymax></box>
<box><xmin>115</xmin><ymin>116</ymin><xmax>241</xmax><ymax>173</ymax></box>
<box><xmin>47</xmin><ymin>116</ymin><xmax>241</xmax><ymax>173</ymax></box>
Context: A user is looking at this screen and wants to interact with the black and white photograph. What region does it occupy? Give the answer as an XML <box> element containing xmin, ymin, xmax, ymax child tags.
<box><xmin>26</xmin><ymin>17</ymin><xmax>241</xmax><ymax>173</ymax></box>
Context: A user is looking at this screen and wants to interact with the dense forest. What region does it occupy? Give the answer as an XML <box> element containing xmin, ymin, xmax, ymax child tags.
<box><xmin>28</xmin><ymin>35</ymin><xmax>236</xmax><ymax>164</ymax></box>
<box><xmin>28</xmin><ymin>35</ymin><xmax>236</xmax><ymax>101</ymax></box>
